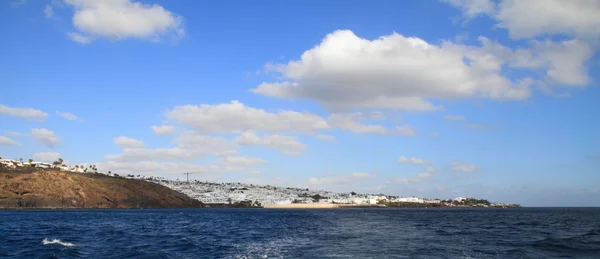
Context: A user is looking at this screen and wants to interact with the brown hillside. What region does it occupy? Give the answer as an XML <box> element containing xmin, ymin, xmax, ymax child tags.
<box><xmin>0</xmin><ymin>169</ymin><xmax>203</xmax><ymax>209</ymax></box>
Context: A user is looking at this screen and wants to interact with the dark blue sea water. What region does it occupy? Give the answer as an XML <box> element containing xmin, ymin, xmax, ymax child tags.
<box><xmin>1</xmin><ymin>208</ymin><xmax>599</xmax><ymax>258</ymax></box>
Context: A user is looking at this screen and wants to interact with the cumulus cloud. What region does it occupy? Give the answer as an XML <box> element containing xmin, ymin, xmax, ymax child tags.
<box><xmin>166</xmin><ymin>100</ymin><xmax>330</xmax><ymax>134</ymax></box>
<box><xmin>398</xmin><ymin>156</ymin><xmax>430</xmax><ymax>165</ymax></box>
<box><xmin>31</xmin><ymin>128</ymin><xmax>59</xmax><ymax>148</ymax></box>
<box><xmin>252</xmin><ymin>30</ymin><xmax>532</xmax><ymax>111</ymax></box>
<box><xmin>451</xmin><ymin>162</ymin><xmax>482</xmax><ymax>172</ymax></box>
<box><xmin>165</xmin><ymin>101</ymin><xmax>389</xmax><ymax>135</ymax></box>
<box><xmin>0</xmin><ymin>136</ymin><xmax>21</xmax><ymax>146</ymax></box>
<box><xmin>32</xmin><ymin>152</ymin><xmax>61</xmax><ymax>163</ymax></box>
<box><xmin>495</xmin><ymin>0</ymin><xmax>600</xmax><ymax>39</ymax></box>
<box><xmin>56</xmin><ymin>111</ymin><xmax>78</xmax><ymax>120</ymax></box>
<box><xmin>98</xmin><ymin>155</ymin><xmax>264</xmax><ymax>175</ymax></box>
<box><xmin>236</xmin><ymin>131</ymin><xmax>306</xmax><ymax>155</ymax></box>
<box><xmin>64</xmin><ymin>0</ymin><xmax>185</xmax><ymax>43</ymax></box>
<box><xmin>0</xmin><ymin>105</ymin><xmax>48</xmax><ymax>120</ymax></box>
<box><xmin>444</xmin><ymin>0</ymin><xmax>600</xmax><ymax>39</ymax></box>
<box><xmin>328</xmin><ymin>113</ymin><xmax>387</xmax><ymax>134</ymax></box>
<box><xmin>114</xmin><ymin>136</ymin><xmax>144</xmax><ymax>148</ymax></box>
<box><xmin>316</xmin><ymin>134</ymin><xmax>335</xmax><ymax>141</ymax></box>
<box><xmin>151</xmin><ymin>125</ymin><xmax>175</xmax><ymax>136</ymax></box>
<box><xmin>441</xmin><ymin>1</ymin><xmax>597</xmax><ymax>90</ymax></box>
<box><xmin>107</xmin><ymin>132</ymin><xmax>235</xmax><ymax>161</ymax></box>
<box><xmin>308</xmin><ymin>172</ymin><xmax>375</xmax><ymax>185</ymax></box>
<box><xmin>396</xmin><ymin>125</ymin><xmax>416</xmax><ymax>136</ymax></box>
<box><xmin>512</xmin><ymin>39</ymin><xmax>594</xmax><ymax>86</ymax></box>
<box><xmin>444</xmin><ymin>115</ymin><xmax>466</xmax><ymax>121</ymax></box>
<box><xmin>393</xmin><ymin>166</ymin><xmax>437</xmax><ymax>184</ymax></box>
<box><xmin>219</xmin><ymin>155</ymin><xmax>267</xmax><ymax>169</ymax></box>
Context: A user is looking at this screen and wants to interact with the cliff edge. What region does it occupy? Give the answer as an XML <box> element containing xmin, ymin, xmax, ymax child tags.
<box><xmin>0</xmin><ymin>169</ymin><xmax>203</xmax><ymax>209</ymax></box>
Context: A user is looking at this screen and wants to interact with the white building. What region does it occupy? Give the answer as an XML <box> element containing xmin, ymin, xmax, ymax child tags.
<box><xmin>394</xmin><ymin>197</ymin><xmax>424</xmax><ymax>203</ymax></box>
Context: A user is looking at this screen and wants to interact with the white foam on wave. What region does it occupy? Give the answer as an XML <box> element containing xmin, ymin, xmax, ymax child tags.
<box><xmin>42</xmin><ymin>238</ymin><xmax>76</xmax><ymax>247</ymax></box>
<box><xmin>229</xmin><ymin>237</ymin><xmax>308</xmax><ymax>259</ymax></box>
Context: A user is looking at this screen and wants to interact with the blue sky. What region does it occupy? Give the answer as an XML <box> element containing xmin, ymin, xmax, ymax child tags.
<box><xmin>1</xmin><ymin>0</ymin><xmax>599</xmax><ymax>206</ymax></box>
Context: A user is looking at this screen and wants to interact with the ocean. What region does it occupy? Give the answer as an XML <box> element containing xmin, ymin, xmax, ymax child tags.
<box><xmin>1</xmin><ymin>208</ymin><xmax>599</xmax><ymax>258</ymax></box>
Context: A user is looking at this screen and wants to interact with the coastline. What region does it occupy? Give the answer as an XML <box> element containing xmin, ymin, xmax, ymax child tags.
<box><xmin>263</xmin><ymin>204</ymin><xmax>386</xmax><ymax>209</ymax></box>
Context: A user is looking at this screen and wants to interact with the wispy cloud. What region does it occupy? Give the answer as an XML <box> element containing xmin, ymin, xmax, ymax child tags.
<box><xmin>0</xmin><ymin>136</ymin><xmax>21</xmax><ymax>146</ymax></box>
<box><xmin>56</xmin><ymin>111</ymin><xmax>79</xmax><ymax>120</ymax></box>
<box><xmin>0</xmin><ymin>105</ymin><xmax>48</xmax><ymax>120</ymax></box>
<box><xmin>31</xmin><ymin>128</ymin><xmax>60</xmax><ymax>148</ymax></box>
<box><xmin>450</xmin><ymin>162</ymin><xmax>482</xmax><ymax>173</ymax></box>
<box><xmin>444</xmin><ymin>115</ymin><xmax>466</xmax><ymax>121</ymax></box>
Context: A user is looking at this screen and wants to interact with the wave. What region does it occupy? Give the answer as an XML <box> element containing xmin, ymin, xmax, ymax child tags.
<box><xmin>42</xmin><ymin>238</ymin><xmax>75</xmax><ymax>247</ymax></box>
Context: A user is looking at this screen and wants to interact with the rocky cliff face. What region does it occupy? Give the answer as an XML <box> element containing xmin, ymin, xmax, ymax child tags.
<box><xmin>0</xmin><ymin>169</ymin><xmax>203</xmax><ymax>209</ymax></box>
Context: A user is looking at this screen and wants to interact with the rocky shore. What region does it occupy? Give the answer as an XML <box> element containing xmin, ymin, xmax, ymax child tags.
<box><xmin>0</xmin><ymin>168</ymin><xmax>203</xmax><ymax>209</ymax></box>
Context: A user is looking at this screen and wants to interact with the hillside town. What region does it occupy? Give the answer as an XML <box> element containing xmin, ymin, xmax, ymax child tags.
<box><xmin>0</xmin><ymin>157</ymin><xmax>100</xmax><ymax>174</ymax></box>
<box><xmin>0</xmin><ymin>156</ymin><xmax>519</xmax><ymax>208</ymax></box>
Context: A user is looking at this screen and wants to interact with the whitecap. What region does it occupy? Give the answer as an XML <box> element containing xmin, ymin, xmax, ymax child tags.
<box><xmin>42</xmin><ymin>238</ymin><xmax>75</xmax><ymax>247</ymax></box>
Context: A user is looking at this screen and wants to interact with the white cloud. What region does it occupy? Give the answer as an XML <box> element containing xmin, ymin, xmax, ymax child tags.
<box><xmin>451</xmin><ymin>162</ymin><xmax>482</xmax><ymax>172</ymax></box>
<box><xmin>369</xmin><ymin>111</ymin><xmax>386</xmax><ymax>120</ymax></box>
<box><xmin>398</xmin><ymin>156</ymin><xmax>430</xmax><ymax>165</ymax></box>
<box><xmin>166</xmin><ymin>101</ymin><xmax>393</xmax><ymax>136</ymax></box>
<box><xmin>56</xmin><ymin>111</ymin><xmax>78</xmax><ymax>120</ymax></box>
<box><xmin>32</xmin><ymin>152</ymin><xmax>61</xmax><ymax>163</ymax></box>
<box><xmin>44</xmin><ymin>4</ymin><xmax>54</xmax><ymax>18</ymax></box>
<box><xmin>393</xmin><ymin>166</ymin><xmax>437</xmax><ymax>184</ymax></box>
<box><xmin>247</xmin><ymin>170</ymin><xmax>261</xmax><ymax>175</ymax></box>
<box><xmin>396</xmin><ymin>125</ymin><xmax>416</xmax><ymax>136</ymax></box>
<box><xmin>98</xmin><ymin>160</ymin><xmax>222</xmax><ymax>175</ymax></box>
<box><xmin>31</xmin><ymin>128</ymin><xmax>59</xmax><ymax>148</ymax></box>
<box><xmin>219</xmin><ymin>155</ymin><xmax>267</xmax><ymax>169</ymax></box>
<box><xmin>98</xmin><ymin>155</ymin><xmax>264</xmax><ymax>175</ymax></box>
<box><xmin>0</xmin><ymin>136</ymin><xmax>21</xmax><ymax>146</ymax></box>
<box><xmin>308</xmin><ymin>172</ymin><xmax>374</xmax><ymax>185</ymax></box>
<box><xmin>496</xmin><ymin>0</ymin><xmax>600</xmax><ymax>39</ymax></box>
<box><xmin>443</xmin><ymin>0</ymin><xmax>600</xmax><ymax>39</ymax></box>
<box><xmin>214</xmin><ymin>150</ymin><xmax>240</xmax><ymax>157</ymax></box>
<box><xmin>68</xmin><ymin>32</ymin><xmax>91</xmax><ymax>44</ymax></box>
<box><xmin>442</xmin><ymin>0</ymin><xmax>495</xmax><ymax>17</ymax></box>
<box><xmin>444</xmin><ymin>115</ymin><xmax>466</xmax><ymax>121</ymax></box>
<box><xmin>107</xmin><ymin>132</ymin><xmax>235</xmax><ymax>161</ymax></box>
<box><xmin>166</xmin><ymin>100</ymin><xmax>330</xmax><ymax>134</ymax></box>
<box><xmin>64</xmin><ymin>0</ymin><xmax>184</xmax><ymax>43</ymax></box>
<box><xmin>328</xmin><ymin>113</ymin><xmax>387</xmax><ymax>134</ymax></box>
<box><xmin>429</xmin><ymin>131</ymin><xmax>439</xmax><ymax>137</ymax></box>
<box><xmin>114</xmin><ymin>136</ymin><xmax>144</xmax><ymax>148</ymax></box>
<box><xmin>5</xmin><ymin>131</ymin><xmax>25</xmax><ymax>137</ymax></box>
<box><xmin>0</xmin><ymin>105</ymin><xmax>48</xmax><ymax>120</ymax></box>
<box><xmin>512</xmin><ymin>39</ymin><xmax>594</xmax><ymax>86</ymax></box>
<box><xmin>252</xmin><ymin>30</ymin><xmax>531</xmax><ymax>111</ymax></box>
<box><xmin>236</xmin><ymin>131</ymin><xmax>306</xmax><ymax>155</ymax></box>
<box><xmin>316</xmin><ymin>134</ymin><xmax>335</xmax><ymax>141</ymax></box>
<box><xmin>151</xmin><ymin>125</ymin><xmax>175</xmax><ymax>136</ymax></box>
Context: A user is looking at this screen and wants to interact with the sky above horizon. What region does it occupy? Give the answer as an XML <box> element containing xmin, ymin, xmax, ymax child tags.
<box><xmin>1</xmin><ymin>0</ymin><xmax>599</xmax><ymax>206</ymax></box>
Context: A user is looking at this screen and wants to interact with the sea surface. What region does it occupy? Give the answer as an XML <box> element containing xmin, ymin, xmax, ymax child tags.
<box><xmin>1</xmin><ymin>208</ymin><xmax>599</xmax><ymax>258</ymax></box>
